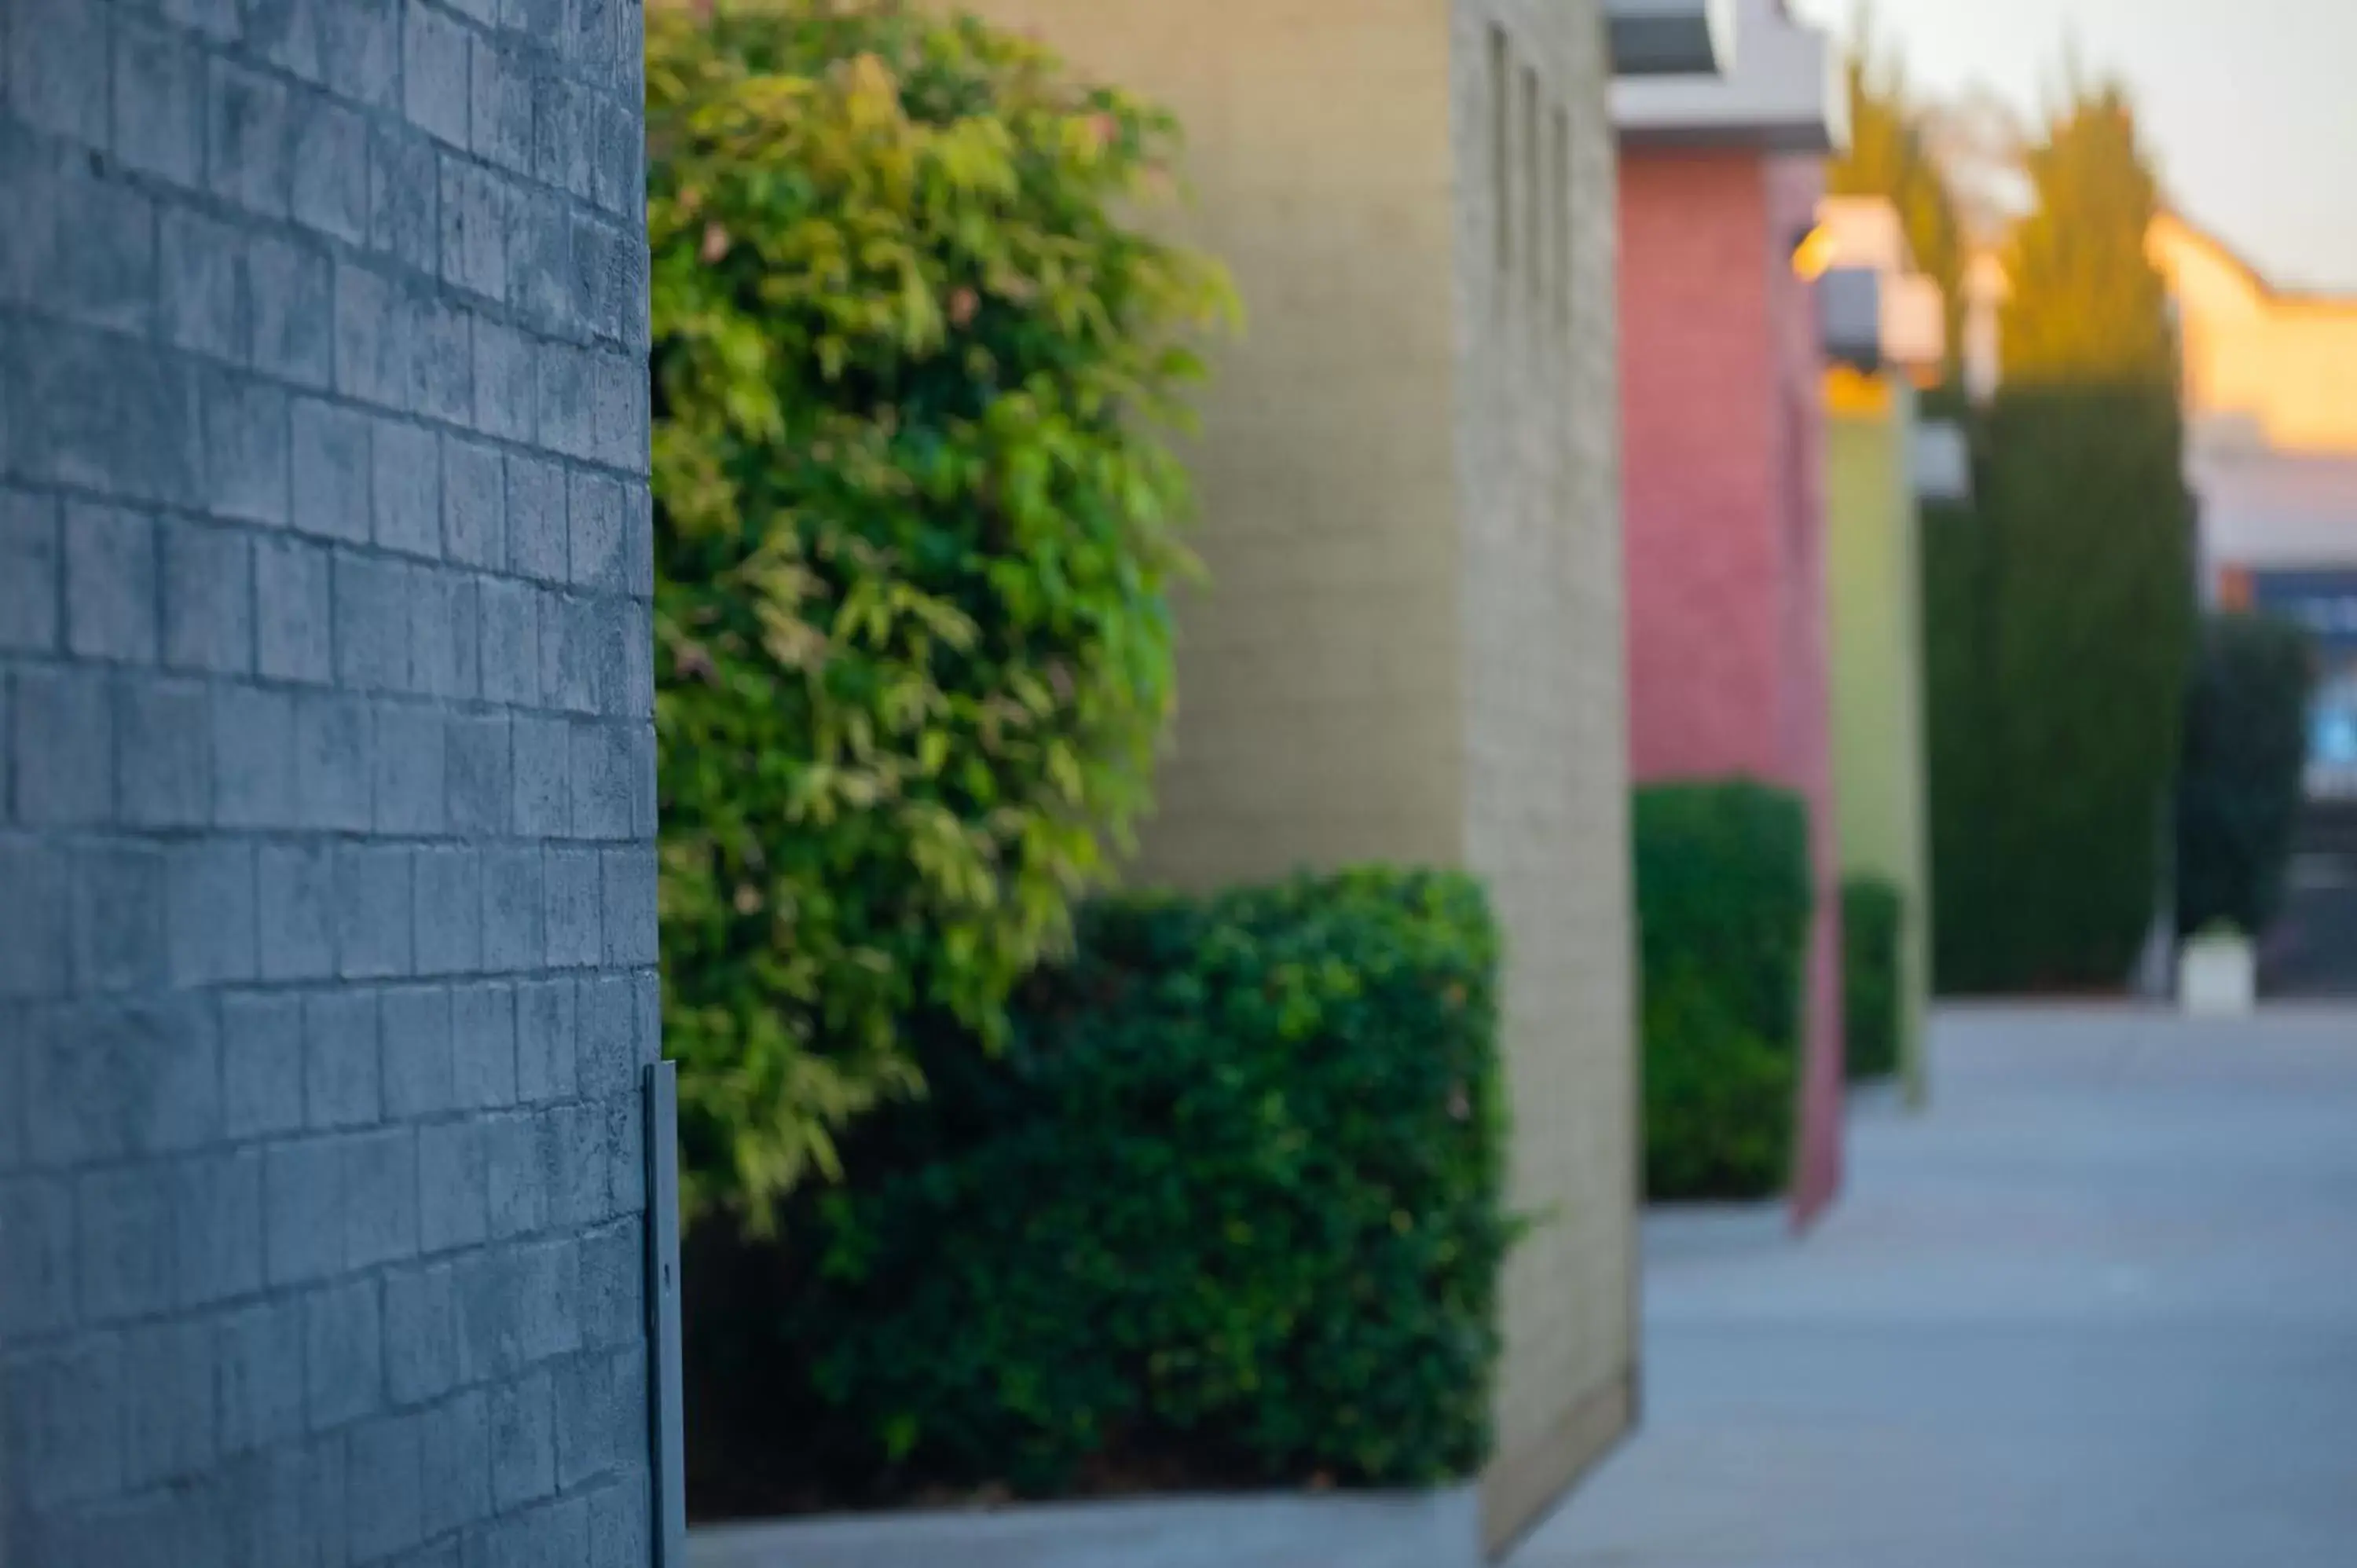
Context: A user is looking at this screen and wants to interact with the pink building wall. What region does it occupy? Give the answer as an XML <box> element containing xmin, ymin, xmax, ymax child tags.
<box><xmin>1620</xmin><ymin>148</ymin><xmax>1846</xmax><ymax>1228</ymax></box>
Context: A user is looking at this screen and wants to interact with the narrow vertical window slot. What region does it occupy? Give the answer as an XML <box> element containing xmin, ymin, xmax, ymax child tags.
<box><xmin>1523</xmin><ymin>64</ymin><xmax>1542</xmax><ymax>310</ymax></box>
<box><xmin>1554</xmin><ymin>105</ymin><xmax>1573</xmax><ymax>340</ymax></box>
<box><xmin>1490</xmin><ymin>24</ymin><xmax>1511</xmax><ymax>290</ymax></box>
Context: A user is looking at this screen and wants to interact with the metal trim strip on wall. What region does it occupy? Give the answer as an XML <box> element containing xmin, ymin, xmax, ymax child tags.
<box><xmin>647</xmin><ymin>1061</ymin><xmax>687</xmax><ymax>1566</ymax></box>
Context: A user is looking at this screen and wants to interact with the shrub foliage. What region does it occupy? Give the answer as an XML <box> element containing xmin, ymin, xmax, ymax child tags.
<box><xmin>2176</xmin><ymin>613</ymin><xmax>2315</xmax><ymax>937</ymax></box>
<box><xmin>1841</xmin><ymin>877</ymin><xmax>1904</xmax><ymax>1082</ymax></box>
<box><xmin>1921</xmin><ymin>390</ymin><xmax>2194</xmax><ymax>992</ymax></box>
<box><xmin>1921</xmin><ymin>80</ymin><xmax>2194</xmax><ymax>994</ymax></box>
<box><xmin>690</xmin><ymin>870</ymin><xmax>1512</xmax><ymax>1508</ymax></box>
<box><xmin>1919</xmin><ymin>479</ymin><xmax>1995</xmax><ymax>994</ymax></box>
<box><xmin>1634</xmin><ymin>782</ymin><xmax>1814</xmax><ymax>1200</ymax></box>
<box><xmin>647</xmin><ymin>1</ymin><xmax>1234</xmax><ymax>1223</ymax></box>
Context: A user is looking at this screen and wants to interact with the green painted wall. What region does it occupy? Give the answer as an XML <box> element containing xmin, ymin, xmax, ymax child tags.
<box><xmin>1827</xmin><ymin>383</ymin><xmax>1933</xmax><ymax>1104</ymax></box>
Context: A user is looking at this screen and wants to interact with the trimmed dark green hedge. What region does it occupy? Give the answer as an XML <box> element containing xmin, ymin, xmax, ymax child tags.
<box><xmin>2177</xmin><ymin>613</ymin><xmax>2315</xmax><ymax>937</ymax></box>
<box><xmin>1921</xmin><ymin>387</ymin><xmax>2196</xmax><ymax>992</ymax></box>
<box><xmin>1842</xmin><ymin>878</ymin><xmax>1904</xmax><ymax>1082</ymax></box>
<box><xmin>1634</xmin><ymin>782</ymin><xmax>1814</xmax><ymax>1200</ymax></box>
<box><xmin>1921</xmin><ymin>476</ymin><xmax>1996</xmax><ymax>997</ymax></box>
<box><xmin>687</xmin><ymin>869</ymin><xmax>1512</xmax><ymax>1514</ymax></box>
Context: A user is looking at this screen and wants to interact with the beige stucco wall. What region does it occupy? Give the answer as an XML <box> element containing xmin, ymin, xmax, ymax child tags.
<box><xmin>1031</xmin><ymin>0</ymin><xmax>1471</xmax><ymax>881</ymax></box>
<box><xmin>929</xmin><ymin>0</ymin><xmax>1636</xmax><ymax>1551</ymax></box>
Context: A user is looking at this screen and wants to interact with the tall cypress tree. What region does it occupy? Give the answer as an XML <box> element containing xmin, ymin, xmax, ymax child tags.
<box><xmin>2000</xmin><ymin>81</ymin><xmax>2176</xmax><ymax>386</ymax></box>
<box><xmin>1934</xmin><ymin>78</ymin><xmax>2196</xmax><ymax>991</ymax></box>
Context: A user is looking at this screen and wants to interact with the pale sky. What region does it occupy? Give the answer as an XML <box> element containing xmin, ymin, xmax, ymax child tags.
<box><xmin>1787</xmin><ymin>0</ymin><xmax>2357</xmax><ymax>294</ymax></box>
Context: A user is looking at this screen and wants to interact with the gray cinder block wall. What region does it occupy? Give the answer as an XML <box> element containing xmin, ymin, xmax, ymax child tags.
<box><xmin>0</xmin><ymin>0</ymin><xmax>659</xmax><ymax>1563</ymax></box>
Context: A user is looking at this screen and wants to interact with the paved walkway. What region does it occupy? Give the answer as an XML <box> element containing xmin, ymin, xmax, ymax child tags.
<box><xmin>1512</xmin><ymin>1007</ymin><xmax>2357</xmax><ymax>1568</ymax></box>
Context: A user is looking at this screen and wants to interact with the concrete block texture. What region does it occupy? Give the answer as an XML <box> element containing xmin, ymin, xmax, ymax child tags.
<box><xmin>1447</xmin><ymin>3</ymin><xmax>1638</xmax><ymax>1550</ymax></box>
<box><xmin>924</xmin><ymin>0</ymin><xmax>1634</xmax><ymax>1553</ymax></box>
<box><xmin>0</xmin><ymin>2</ymin><xmax>658</xmax><ymax>1564</ymax></box>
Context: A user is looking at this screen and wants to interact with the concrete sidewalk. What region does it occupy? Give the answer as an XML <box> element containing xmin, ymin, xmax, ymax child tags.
<box><xmin>1510</xmin><ymin>1007</ymin><xmax>2357</xmax><ymax>1568</ymax></box>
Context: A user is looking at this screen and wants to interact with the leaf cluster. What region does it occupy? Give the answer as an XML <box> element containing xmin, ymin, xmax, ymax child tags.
<box><xmin>711</xmin><ymin>870</ymin><xmax>1514</xmax><ymax>1500</ymax></box>
<box><xmin>1633</xmin><ymin>782</ymin><xmax>1815</xmax><ymax>1201</ymax></box>
<box><xmin>1840</xmin><ymin>877</ymin><xmax>1904</xmax><ymax>1083</ymax></box>
<box><xmin>647</xmin><ymin>0</ymin><xmax>1237</xmax><ymax>1225</ymax></box>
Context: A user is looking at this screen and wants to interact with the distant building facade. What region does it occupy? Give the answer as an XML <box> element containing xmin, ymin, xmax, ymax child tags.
<box><xmin>1816</xmin><ymin>197</ymin><xmax>1948</xmax><ymax>1105</ymax></box>
<box><xmin>2150</xmin><ymin>211</ymin><xmax>2357</xmax><ymax>990</ymax></box>
<box><xmin>924</xmin><ymin>0</ymin><xmax>1656</xmax><ymax>1548</ymax></box>
<box><xmin>2151</xmin><ymin>213</ymin><xmax>2357</xmax><ymax>803</ymax></box>
<box><xmin>1615</xmin><ymin>0</ymin><xmax>1851</xmax><ymax>1225</ymax></box>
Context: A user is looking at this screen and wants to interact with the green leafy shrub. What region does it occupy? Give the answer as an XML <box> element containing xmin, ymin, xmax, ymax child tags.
<box><xmin>688</xmin><ymin>870</ymin><xmax>1512</xmax><ymax>1509</ymax></box>
<box><xmin>2177</xmin><ymin>613</ymin><xmax>2315</xmax><ymax>938</ymax></box>
<box><xmin>1842</xmin><ymin>877</ymin><xmax>1904</xmax><ymax>1082</ymax></box>
<box><xmin>1919</xmin><ymin>478</ymin><xmax>1996</xmax><ymax>995</ymax></box>
<box><xmin>1640</xmin><ymin>974</ymin><xmax>1794</xmax><ymax>1200</ymax></box>
<box><xmin>1633</xmin><ymin>782</ymin><xmax>1813</xmax><ymax>1200</ymax></box>
<box><xmin>647</xmin><ymin>1</ymin><xmax>1237</xmax><ymax>1224</ymax></box>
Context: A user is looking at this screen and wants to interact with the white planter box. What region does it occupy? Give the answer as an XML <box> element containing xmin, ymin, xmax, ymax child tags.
<box><xmin>688</xmin><ymin>1487</ymin><xmax>1481</xmax><ymax>1568</ymax></box>
<box><xmin>2179</xmin><ymin>934</ymin><xmax>2256</xmax><ymax>1016</ymax></box>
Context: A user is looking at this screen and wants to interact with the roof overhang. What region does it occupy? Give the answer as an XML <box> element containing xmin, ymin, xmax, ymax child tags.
<box><xmin>2190</xmin><ymin>449</ymin><xmax>2357</xmax><ymax>571</ymax></box>
<box><xmin>1817</xmin><ymin>196</ymin><xmax>1910</xmax><ymax>276</ymax></box>
<box><xmin>1607</xmin><ymin>0</ymin><xmax>1736</xmax><ymax>78</ymax></box>
<box><xmin>1613</xmin><ymin>0</ymin><xmax>1847</xmax><ymax>154</ymax></box>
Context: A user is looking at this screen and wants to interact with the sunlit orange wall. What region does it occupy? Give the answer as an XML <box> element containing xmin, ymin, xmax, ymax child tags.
<box><xmin>2152</xmin><ymin>214</ymin><xmax>2357</xmax><ymax>456</ymax></box>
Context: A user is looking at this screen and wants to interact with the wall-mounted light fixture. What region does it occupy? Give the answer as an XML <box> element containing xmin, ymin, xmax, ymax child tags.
<box><xmin>1819</xmin><ymin>267</ymin><xmax>1884</xmax><ymax>370</ymax></box>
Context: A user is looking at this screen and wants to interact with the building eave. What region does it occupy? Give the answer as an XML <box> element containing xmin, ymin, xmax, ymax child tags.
<box><xmin>1611</xmin><ymin>0</ymin><xmax>1847</xmax><ymax>155</ymax></box>
<box><xmin>1606</xmin><ymin>0</ymin><xmax>1736</xmax><ymax>78</ymax></box>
